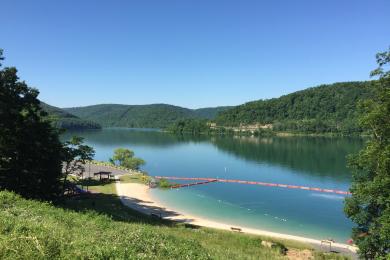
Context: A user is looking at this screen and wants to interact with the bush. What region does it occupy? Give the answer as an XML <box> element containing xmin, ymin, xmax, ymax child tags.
<box><xmin>158</xmin><ymin>178</ymin><xmax>172</xmax><ymax>188</ymax></box>
<box><xmin>271</xmin><ymin>242</ymin><xmax>288</xmax><ymax>255</ymax></box>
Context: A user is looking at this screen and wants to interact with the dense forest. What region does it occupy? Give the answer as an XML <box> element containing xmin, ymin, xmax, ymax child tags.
<box><xmin>40</xmin><ymin>102</ymin><xmax>101</xmax><ymax>130</ymax></box>
<box><xmin>64</xmin><ymin>104</ymin><xmax>230</xmax><ymax>128</ymax></box>
<box><xmin>165</xmin><ymin>119</ymin><xmax>212</xmax><ymax>134</ymax></box>
<box><xmin>192</xmin><ymin>106</ymin><xmax>233</xmax><ymax>119</ymax></box>
<box><xmin>215</xmin><ymin>81</ymin><xmax>375</xmax><ymax>135</ymax></box>
<box><xmin>62</xmin><ymin>81</ymin><xmax>374</xmax><ymax>134</ymax></box>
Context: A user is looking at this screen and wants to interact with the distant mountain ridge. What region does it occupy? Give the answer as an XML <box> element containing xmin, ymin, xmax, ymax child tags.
<box><xmin>60</xmin><ymin>80</ymin><xmax>374</xmax><ymax>134</ymax></box>
<box><xmin>40</xmin><ymin>102</ymin><xmax>101</xmax><ymax>130</ymax></box>
<box><xmin>63</xmin><ymin>104</ymin><xmax>232</xmax><ymax>128</ymax></box>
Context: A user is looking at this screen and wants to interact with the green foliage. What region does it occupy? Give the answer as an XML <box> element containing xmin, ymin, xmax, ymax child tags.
<box><xmin>62</xmin><ymin>136</ymin><xmax>95</xmax><ymax>192</ymax></box>
<box><xmin>193</xmin><ymin>106</ymin><xmax>233</xmax><ymax>119</ymax></box>
<box><xmin>166</xmin><ymin>118</ymin><xmax>211</xmax><ymax>134</ymax></box>
<box><xmin>166</xmin><ymin>118</ymin><xmax>276</xmax><ymax>136</ymax></box>
<box><xmin>120</xmin><ymin>173</ymin><xmax>151</xmax><ymax>184</ymax></box>
<box><xmin>110</xmin><ymin>148</ymin><xmax>134</xmax><ymax>164</ymax></box>
<box><xmin>157</xmin><ymin>178</ymin><xmax>172</xmax><ymax>188</ymax></box>
<box><xmin>121</xmin><ymin>157</ymin><xmax>145</xmax><ymax>170</ymax></box>
<box><xmin>271</xmin><ymin>242</ymin><xmax>288</xmax><ymax>255</ymax></box>
<box><xmin>89</xmin><ymin>160</ymin><xmax>138</xmax><ymax>173</ymax></box>
<box><xmin>64</xmin><ymin>104</ymin><xmax>231</xmax><ymax>128</ymax></box>
<box><xmin>40</xmin><ymin>102</ymin><xmax>101</xmax><ymax>130</ymax></box>
<box><xmin>216</xmin><ymin>81</ymin><xmax>375</xmax><ymax>134</ymax></box>
<box><xmin>110</xmin><ymin>148</ymin><xmax>145</xmax><ymax>170</ymax></box>
<box><xmin>344</xmin><ymin>48</ymin><xmax>390</xmax><ymax>259</ymax></box>
<box><xmin>0</xmin><ymin>50</ymin><xmax>63</xmax><ymax>200</ymax></box>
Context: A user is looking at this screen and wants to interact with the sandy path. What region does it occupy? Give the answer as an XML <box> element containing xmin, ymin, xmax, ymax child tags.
<box><xmin>115</xmin><ymin>180</ymin><xmax>357</xmax><ymax>254</ymax></box>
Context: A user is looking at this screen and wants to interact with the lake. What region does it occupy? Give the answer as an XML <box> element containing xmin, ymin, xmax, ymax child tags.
<box><xmin>62</xmin><ymin>128</ymin><xmax>364</xmax><ymax>243</ymax></box>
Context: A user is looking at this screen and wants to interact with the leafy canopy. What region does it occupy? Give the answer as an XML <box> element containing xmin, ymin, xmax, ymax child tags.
<box><xmin>215</xmin><ymin>81</ymin><xmax>374</xmax><ymax>134</ymax></box>
<box><xmin>0</xmin><ymin>49</ymin><xmax>63</xmax><ymax>199</ymax></box>
<box><xmin>109</xmin><ymin>148</ymin><xmax>145</xmax><ymax>170</ymax></box>
<box><xmin>62</xmin><ymin>136</ymin><xmax>95</xmax><ymax>190</ymax></box>
<box><xmin>344</xmin><ymin>47</ymin><xmax>390</xmax><ymax>259</ymax></box>
<box><xmin>0</xmin><ymin>49</ymin><xmax>96</xmax><ymax>199</ymax></box>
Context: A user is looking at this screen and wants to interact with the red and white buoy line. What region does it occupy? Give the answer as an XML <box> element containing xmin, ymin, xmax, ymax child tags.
<box><xmin>154</xmin><ymin>176</ymin><xmax>351</xmax><ymax>195</ymax></box>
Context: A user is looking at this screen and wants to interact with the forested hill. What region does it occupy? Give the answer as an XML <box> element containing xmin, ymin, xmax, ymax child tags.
<box><xmin>193</xmin><ymin>106</ymin><xmax>233</xmax><ymax>119</ymax></box>
<box><xmin>64</xmin><ymin>104</ymin><xmax>231</xmax><ymax>128</ymax></box>
<box><xmin>215</xmin><ymin>81</ymin><xmax>375</xmax><ymax>134</ymax></box>
<box><xmin>40</xmin><ymin>102</ymin><xmax>101</xmax><ymax>130</ymax></box>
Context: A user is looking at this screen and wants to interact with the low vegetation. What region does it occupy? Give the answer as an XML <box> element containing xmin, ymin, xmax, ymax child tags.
<box><xmin>120</xmin><ymin>173</ymin><xmax>151</xmax><ymax>185</ymax></box>
<box><xmin>0</xmin><ymin>191</ymin><xmax>209</xmax><ymax>259</ymax></box>
<box><xmin>0</xmin><ymin>184</ymin><xmax>349</xmax><ymax>259</ymax></box>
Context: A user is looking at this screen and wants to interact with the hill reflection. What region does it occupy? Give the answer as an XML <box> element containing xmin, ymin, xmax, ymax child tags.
<box><xmin>62</xmin><ymin>128</ymin><xmax>364</xmax><ymax>181</ymax></box>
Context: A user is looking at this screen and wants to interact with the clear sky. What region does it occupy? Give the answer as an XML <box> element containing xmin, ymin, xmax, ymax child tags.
<box><xmin>1</xmin><ymin>0</ymin><xmax>389</xmax><ymax>108</ymax></box>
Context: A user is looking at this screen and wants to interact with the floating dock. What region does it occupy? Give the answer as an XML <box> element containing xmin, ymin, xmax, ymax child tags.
<box><xmin>154</xmin><ymin>176</ymin><xmax>351</xmax><ymax>195</ymax></box>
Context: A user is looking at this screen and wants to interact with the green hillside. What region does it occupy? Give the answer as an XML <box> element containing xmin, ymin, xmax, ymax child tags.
<box><xmin>193</xmin><ymin>106</ymin><xmax>233</xmax><ymax>119</ymax></box>
<box><xmin>215</xmin><ymin>81</ymin><xmax>375</xmax><ymax>134</ymax></box>
<box><xmin>40</xmin><ymin>102</ymin><xmax>101</xmax><ymax>130</ymax></box>
<box><xmin>64</xmin><ymin>104</ymin><xmax>230</xmax><ymax>128</ymax></box>
<box><xmin>0</xmin><ymin>189</ymin><xmax>345</xmax><ymax>259</ymax></box>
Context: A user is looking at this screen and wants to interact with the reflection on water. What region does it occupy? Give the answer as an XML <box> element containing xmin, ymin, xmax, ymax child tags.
<box><xmin>62</xmin><ymin>128</ymin><xmax>364</xmax><ymax>242</ymax></box>
<box><xmin>63</xmin><ymin>128</ymin><xmax>363</xmax><ymax>182</ymax></box>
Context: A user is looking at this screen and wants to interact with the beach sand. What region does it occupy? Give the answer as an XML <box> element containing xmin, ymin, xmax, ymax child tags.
<box><xmin>115</xmin><ymin>180</ymin><xmax>357</xmax><ymax>254</ymax></box>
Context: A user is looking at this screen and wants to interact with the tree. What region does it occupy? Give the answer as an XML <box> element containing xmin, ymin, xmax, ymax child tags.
<box><xmin>62</xmin><ymin>136</ymin><xmax>95</xmax><ymax>191</ymax></box>
<box><xmin>121</xmin><ymin>157</ymin><xmax>145</xmax><ymax>170</ymax></box>
<box><xmin>344</xmin><ymin>48</ymin><xmax>390</xmax><ymax>259</ymax></box>
<box><xmin>0</xmin><ymin>49</ymin><xmax>63</xmax><ymax>200</ymax></box>
<box><xmin>109</xmin><ymin>148</ymin><xmax>145</xmax><ymax>170</ymax></box>
<box><xmin>109</xmin><ymin>148</ymin><xmax>134</xmax><ymax>165</ymax></box>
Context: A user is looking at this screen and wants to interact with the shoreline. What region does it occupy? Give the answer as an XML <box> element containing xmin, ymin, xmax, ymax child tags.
<box><xmin>115</xmin><ymin>181</ymin><xmax>357</xmax><ymax>253</ymax></box>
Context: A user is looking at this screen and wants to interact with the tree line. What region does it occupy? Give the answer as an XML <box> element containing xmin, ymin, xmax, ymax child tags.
<box><xmin>63</xmin><ymin>104</ymin><xmax>231</xmax><ymax>129</ymax></box>
<box><xmin>40</xmin><ymin>102</ymin><xmax>101</xmax><ymax>130</ymax></box>
<box><xmin>215</xmin><ymin>81</ymin><xmax>375</xmax><ymax>135</ymax></box>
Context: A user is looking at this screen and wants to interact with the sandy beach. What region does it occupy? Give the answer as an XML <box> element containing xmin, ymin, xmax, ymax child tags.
<box><xmin>115</xmin><ymin>180</ymin><xmax>357</xmax><ymax>254</ymax></box>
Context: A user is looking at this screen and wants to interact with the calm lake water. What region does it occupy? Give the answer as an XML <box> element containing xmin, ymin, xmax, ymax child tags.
<box><xmin>62</xmin><ymin>128</ymin><xmax>364</xmax><ymax>242</ymax></box>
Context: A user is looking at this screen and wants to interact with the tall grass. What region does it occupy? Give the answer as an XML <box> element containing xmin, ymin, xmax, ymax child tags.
<box><xmin>0</xmin><ymin>188</ymin><xmax>351</xmax><ymax>259</ymax></box>
<box><xmin>0</xmin><ymin>191</ymin><xmax>208</xmax><ymax>259</ymax></box>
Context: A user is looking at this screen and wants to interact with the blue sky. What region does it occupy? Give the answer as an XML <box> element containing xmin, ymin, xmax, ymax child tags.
<box><xmin>1</xmin><ymin>0</ymin><xmax>389</xmax><ymax>108</ymax></box>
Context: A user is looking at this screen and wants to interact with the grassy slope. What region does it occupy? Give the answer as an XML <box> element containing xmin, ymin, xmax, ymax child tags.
<box><xmin>0</xmin><ymin>181</ymin><xmax>349</xmax><ymax>259</ymax></box>
<box><xmin>0</xmin><ymin>190</ymin><xmax>210</xmax><ymax>259</ymax></box>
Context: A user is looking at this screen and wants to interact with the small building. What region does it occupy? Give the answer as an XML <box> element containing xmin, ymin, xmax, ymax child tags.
<box><xmin>93</xmin><ymin>171</ymin><xmax>113</xmax><ymax>181</ymax></box>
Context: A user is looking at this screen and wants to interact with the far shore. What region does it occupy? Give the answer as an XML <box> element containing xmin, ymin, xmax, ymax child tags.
<box><xmin>115</xmin><ymin>180</ymin><xmax>357</xmax><ymax>254</ymax></box>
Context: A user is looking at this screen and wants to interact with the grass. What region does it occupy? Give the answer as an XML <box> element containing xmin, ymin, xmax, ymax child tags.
<box><xmin>120</xmin><ymin>174</ymin><xmax>176</xmax><ymax>188</ymax></box>
<box><xmin>120</xmin><ymin>173</ymin><xmax>150</xmax><ymax>184</ymax></box>
<box><xmin>0</xmin><ymin>191</ymin><xmax>208</xmax><ymax>259</ymax></box>
<box><xmin>75</xmin><ymin>178</ymin><xmax>117</xmax><ymax>194</ymax></box>
<box><xmin>0</xmin><ymin>179</ymin><xmax>351</xmax><ymax>259</ymax></box>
